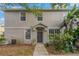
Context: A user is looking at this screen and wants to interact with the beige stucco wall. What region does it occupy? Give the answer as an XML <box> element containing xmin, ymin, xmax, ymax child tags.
<box><xmin>5</xmin><ymin>28</ymin><xmax>24</xmax><ymax>44</ymax></box>
<box><xmin>5</xmin><ymin>11</ymin><xmax>68</xmax><ymax>27</ymax></box>
<box><xmin>5</xmin><ymin>11</ymin><xmax>68</xmax><ymax>44</ymax></box>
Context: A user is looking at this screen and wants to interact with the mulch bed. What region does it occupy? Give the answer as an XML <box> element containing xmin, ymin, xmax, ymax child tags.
<box><xmin>45</xmin><ymin>45</ymin><xmax>79</xmax><ymax>56</ymax></box>
<box><xmin>0</xmin><ymin>44</ymin><xmax>35</xmax><ymax>56</ymax></box>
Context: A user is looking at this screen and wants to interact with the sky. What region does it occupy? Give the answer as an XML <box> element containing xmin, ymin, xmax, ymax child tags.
<box><xmin>0</xmin><ymin>3</ymin><xmax>79</xmax><ymax>26</ymax></box>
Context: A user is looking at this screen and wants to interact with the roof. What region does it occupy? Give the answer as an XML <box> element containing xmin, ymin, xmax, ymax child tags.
<box><xmin>3</xmin><ymin>9</ymin><xmax>70</xmax><ymax>12</ymax></box>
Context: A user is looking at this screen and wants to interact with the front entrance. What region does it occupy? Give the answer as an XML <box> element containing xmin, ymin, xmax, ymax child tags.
<box><xmin>36</xmin><ymin>27</ymin><xmax>44</xmax><ymax>43</ymax></box>
<box><xmin>37</xmin><ymin>31</ymin><xmax>43</xmax><ymax>42</ymax></box>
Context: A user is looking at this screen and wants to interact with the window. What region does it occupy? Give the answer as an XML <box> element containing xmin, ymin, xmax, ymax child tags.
<box><xmin>49</xmin><ymin>29</ymin><xmax>60</xmax><ymax>34</ymax></box>
<box><xmin>21</xmin><ymin>11</ymin><xmax>26</xmax><ymax>21</ymax></box>
<box><xmin>49</xmin><ymin>29</ymin><xmax>54</xmax><ymax>34</ymax></box>
<box><xmin>37</xmin><ymin>15</ymin><xmax>43</xmax><ymax>21</ymax></box>
<box><xmin>25</xmin><ymin>29</ymin><xmax>31</xmax><ymax>39</ymax></box>
<box><xmin>55</xmin><ymin>29</ymin><xmax>60</xmax><ymax>33</ymax></box>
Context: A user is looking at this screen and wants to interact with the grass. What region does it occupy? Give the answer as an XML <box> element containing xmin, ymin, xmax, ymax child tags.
<box><xmin>0</xmin><ymin>44</ymin><xmax>35</xmax><ymax>56</ymax></box>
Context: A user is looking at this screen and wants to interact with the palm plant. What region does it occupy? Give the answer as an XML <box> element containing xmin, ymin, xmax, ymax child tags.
<box><xmin>62</xmin><ymin>4</ymin><xmax>78</xmax><ymax>31</ymax></box>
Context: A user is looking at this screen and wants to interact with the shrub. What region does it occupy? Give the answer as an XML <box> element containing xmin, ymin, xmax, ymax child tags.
<box><xmin>74</xmin><ymin>26</ymin><xmax>79</xmax><ymax>39</ymax></box>
<box><xmin>73</xmin><ymin>26</ymin><xmax>79</xmax><ymax>48</ymax></box>
<box><xmin>0</xmin><ymin>35</ymin><xmax>5</xmax><ymax>43</ymax></box>
<box><xmin>32</xmin><ymin>39</ymin><xmax>36</xmax><ymax>46</ymax></box>
<box><xmin>45</xmin><ymin>43</ymin><xmax>49</xmax><ymax>47</ymax></box>
<box><xmin>52</xmin><ymin>34</ymin><xmax>64</xmax><ymax>51</ymax></box>
<box><xmin>49</xmin><ymin>33</ymin><xmax>75</xmax><ymax>52</ymax></box>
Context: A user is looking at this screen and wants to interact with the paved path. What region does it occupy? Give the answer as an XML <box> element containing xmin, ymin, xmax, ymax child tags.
<box><xmin>33</xmin><ymin>43</ymin><xmax>49</xmax><ymax>56</ymax></box>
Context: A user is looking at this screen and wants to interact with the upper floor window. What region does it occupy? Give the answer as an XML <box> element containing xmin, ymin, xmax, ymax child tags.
<box><xmin>37</xmin><ymin>15</ymin><xmax>43</xmax><ymax>21</ymax></box>
<box><xmin>21</xmin><ymin>11</ymin><xmax>26</xmax><ymax>21</ymax></box>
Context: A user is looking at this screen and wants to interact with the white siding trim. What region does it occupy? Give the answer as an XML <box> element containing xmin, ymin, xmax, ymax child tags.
<box><xmin>5</xmin><ymin>27</ymin><xmax>30</xmax><ymax>29</ymax></box>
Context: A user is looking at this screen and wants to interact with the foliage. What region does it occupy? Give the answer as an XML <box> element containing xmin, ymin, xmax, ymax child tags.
<box><xmin>64</xmin><ymin>4</ymin><xmax>78</xmax><ymax>25</ymax></box>
<box><xmin>49</xmin><ymin>34</ymin><xmax>54</xmax><ymax>40</ymax></box>
<box><xmin>74</xmin><ymin>26</ymin><xmax>79</xmax><ymax>39</ymax></box>
<box><xmin>52</xmin><ymin>34</ymin><xmax>63</xmax><ymax>50</ymax></box>
<box><xmin>32</xmin><ymin>39</ymin><xmax>36</xmax><ymax>46</ymax></box>
<box><xmin>51</xmin><ymin>3</ymin><xmax>68</xmax><ymax>10</ymax></box>
<box><xmin>58</xmin><ymin>4</ymin><xmax>79</xmax><ymax>52</ymax></box>
<box><xmin>49</xmin><ymin>32</ymin><xmax>76</xmax><ymax>52</ymax></box>
<box><xmin>0</xmin><ymin>3</ymin><xmax>42</xmax><ymax>17</ymax></box>
<box><xmin>0</xmin><ymin>35</ymin><xmax>5</xmax><ymax>43</ymax></box>
<box><xmin>45</xmin><ymin>43</ymin><xmax>49</xmax><ymax>47</ymax></box>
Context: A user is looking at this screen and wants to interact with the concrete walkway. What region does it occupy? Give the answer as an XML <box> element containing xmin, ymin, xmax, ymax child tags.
<box><xmin>33</xmin><ymin>43</ymin><xmax>49</xmax><ymax>56</ymax></box>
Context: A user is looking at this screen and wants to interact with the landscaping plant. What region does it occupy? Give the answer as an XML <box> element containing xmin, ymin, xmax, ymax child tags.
<box><xmin>0</xmin><ymin>35</ymin><xmax>5</xmax><ymax>43</ymax></box>
<box><xmin>50</xmin><ymin>31</ymin><xmax>76</xmax><ymax>53</ymax></box>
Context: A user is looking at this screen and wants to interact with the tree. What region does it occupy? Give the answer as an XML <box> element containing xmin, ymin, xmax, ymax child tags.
<box><xmin>0</xmin><ymin>3</ymin><xmax>43</xmax><ymax>16</ymax></box>
<box><xmin>51</xmin><ymin>3</ymin><xmax>69</xmax><ymax>9</ymax></box>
